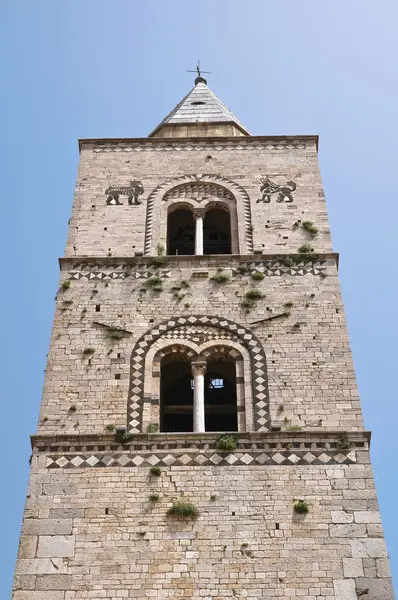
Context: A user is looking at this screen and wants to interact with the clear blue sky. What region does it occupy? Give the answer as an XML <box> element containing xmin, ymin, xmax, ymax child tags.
<box><xmin>1</xmin><ymin>1</ymin><xmax>397</xmax><ymax>596</ymax></box>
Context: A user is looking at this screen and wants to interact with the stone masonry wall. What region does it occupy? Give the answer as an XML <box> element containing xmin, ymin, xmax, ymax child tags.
<box><xmin>38</xmin><ymin>255</ymin><xmax>362</xmax><ymax>435</ymax></box>
<box><xmin>65</xmin><ymin>137</ymin><xmax>331</xmax><ymax>258</ymax></box>
<box><xmin>12</xmin><ymin>434</ymin><xmax>394</xmax><ymax>600</ymax></box>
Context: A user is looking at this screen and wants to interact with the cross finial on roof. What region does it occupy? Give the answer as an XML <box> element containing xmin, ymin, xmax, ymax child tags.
<box><xmin>187</xmin><ymin>60</ymin><xmax>211</xmax><ymax>85</ymax></box>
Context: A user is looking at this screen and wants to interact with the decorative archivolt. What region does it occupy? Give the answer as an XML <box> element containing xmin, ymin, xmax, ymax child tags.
<box><xmin>144</xmin><ymin>174</ymin><xmax>253</xmax><ymax>255</ymax></box>
<box><xmin>163</xmin><ymin>182</ymin><xmax>234</xmax><ymax>203</ymax></box>
<box><xmin>127</xmin><ymin>316</ymin><xmax>269</xmax><ymax>433</ymax></box>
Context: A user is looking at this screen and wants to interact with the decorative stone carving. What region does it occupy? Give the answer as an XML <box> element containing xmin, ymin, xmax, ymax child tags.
<box><xmin>163</xmin><ymin>182</ymin><xmax>234</xmax><ymax>203</ymax></box>
<box><xmin>191</xmin><ymin>361</ymin><xmax>207</xmax><ymax>376</ymax></box>
<box><xmin>257</xmin><ymin>176</ymin><xmax>296</xmax><ymax>203</ymax></box>
<box><xmin>105</xmin><ymin>180</ymin><xmax>144</xmax><ymax>205</ymax></box>
<box><xmin>128</xmin><ymin>316</ymin><xmax>270</xmax><ymax>433</ymax></box>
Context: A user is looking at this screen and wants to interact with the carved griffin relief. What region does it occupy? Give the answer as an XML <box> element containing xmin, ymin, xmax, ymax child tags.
<box><xmin>257</xmin><ymin>177</ymin><xmax>296</xmax><ymax>204</ymax></box>
<box><xmin>105</xmin><ymin>180</ymin><xmax>144</xmax><ymax>205</ymax></box>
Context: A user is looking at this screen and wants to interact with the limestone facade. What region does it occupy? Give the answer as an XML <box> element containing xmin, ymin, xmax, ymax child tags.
<box><xmin>11</xmin><ymin>122</ymin><xmax>395</xmax><ymax>596</ymax></box>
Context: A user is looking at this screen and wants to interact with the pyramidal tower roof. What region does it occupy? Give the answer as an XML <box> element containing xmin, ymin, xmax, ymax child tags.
<box><xmin>149</xmin><ymin>76</ymin><xmax>250</xmax><ymax>138</ymax></box>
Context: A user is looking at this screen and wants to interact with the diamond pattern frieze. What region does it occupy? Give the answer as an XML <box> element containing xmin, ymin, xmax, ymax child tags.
<box><xmin>45</xmin><ymin>449</ymin><xmax>357</xmax><ymax>469</ymax></box>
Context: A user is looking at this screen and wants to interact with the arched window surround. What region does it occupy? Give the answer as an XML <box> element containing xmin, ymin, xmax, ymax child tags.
<box><xmin>128</xmin><ymin>316</ymin><xmax>269</xmax><ymax>433</ymax></box>
<box><xmin>144</xmin><ymin>175</ymin><xmax>254</xmax><ymax>255</ymax></box>
<box><xmin>164</xmin><ymin>199</ymin><xmax>236</xmax><ymax>255</ymax></box>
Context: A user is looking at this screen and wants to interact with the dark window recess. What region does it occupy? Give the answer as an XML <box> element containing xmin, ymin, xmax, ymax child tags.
<box><xmin>117</xmin><ymin>353</ymin><xmax>121</xmax><ymax>359</ymax></box>
<box><xmin>104</xmin><ymin>227</ymin><xmax>107</xmax><ymax>231</ymax></box>
<box><xmin>105</xmin><ymin>508</ymin><xmax>109</xmax><ymax>515</ymax></box>
<box><xmin>275</xmin><ymin>523</ymin><xmax>280</xmax><ymax>530</ymax></box>
<box><xmin>203</xmin><ymin>209</ymin><xmax>231</xmax><ymax>255</ymax></box>
<box><xmin>95</xmin><ymin>305</ymin><xmax>100</xmax><ymax>312</ymax></box>
<box><xmin>115</xmin><ymin>374</ymin><xmax>121</xmax><ymax>380</ymax></box>
<box><xmin>191</xmin><ymin>101</ymin><xmax>206</xmax><ymax>105</ymax></box>
<box><xmin>160</xmin><ymin>356</ymin><xmax>238</xmax><ymax>433</ymax></box>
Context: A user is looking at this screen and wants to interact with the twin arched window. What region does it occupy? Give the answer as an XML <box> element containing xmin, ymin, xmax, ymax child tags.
<box><xmin>167</xmin><ymin>205</ymin><xmax>232</xmax><ymax>255</ymax></box>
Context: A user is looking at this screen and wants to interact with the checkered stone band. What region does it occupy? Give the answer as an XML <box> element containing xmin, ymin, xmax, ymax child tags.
<box><xmin>45</xmin><ymin>449</ymin><xmax>357</xmax><ymax>470</ymax></box>
<box><xmin>128</xmin><ymin>316</ymin><xmax>270</xmax><ymax>433</ymax></box>
<box><xmin>66</xmin><ymin>258</ymin><xmax>334</xmax><ymax>282</ymax></box>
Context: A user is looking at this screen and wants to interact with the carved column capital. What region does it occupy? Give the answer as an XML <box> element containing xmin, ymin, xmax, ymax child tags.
<box><xmin>191</xmin><ymin>361</ymin><xmax>207</xmax><ymax>377</ymax></box>
<box><xmin>193</xmin><ymin>207</ymin><xmax>206</xmax><ymax>220</ymax></box>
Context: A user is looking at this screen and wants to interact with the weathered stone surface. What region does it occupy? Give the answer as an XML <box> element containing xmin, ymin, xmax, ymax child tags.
<box><xmin>333</xmin><ymin>578</ymin><xmax>357</xmax><ymax>600</ymax></box>
<box><xmin>35</xmin><ymin>575</ymin><xmax>72</xmax><ymax>590</ymax></box>
<box><xmin>22</xmin><ymin>519</ymin><xmax>72</xmax><ymax>536</ymax></box>
<box><xmin>356</xmin><ymin>577</ymin><xmax>395</xmax><ymax>600</ymax></box>
<box><xmin>13</xmin><ymin>593</ymin><xmax>65</xmax><ymax>600</ymax></box>
<box><xmin>37</xmin><ymin>536</ymin><xmax>75</xmax><ymax>558</ymax></box>
<box><xmin>17</xmin><ymin>536</ymin><xmax>37</xmax><ymax>559</ymax></box>
<box><xmin>351</xmin><ymin>538</ymin><xmax>388</xmax><ymax>558</ymax></box>
<box><xmin>343</xmin><ymin>558</ymin><xmax>364</xmax><ymax>577</ymax></box>
<box><xmin>49</xmin><ymin>508</ymin><xmax>84</xmax><ymax>519</ymax></box>
<box><xmin>329</xmin><ymin>523</ymin><xmax>367</xmax><ymax>538</ymax></box>
<box><xmin>331</xmin><ymin>510</ymin><xmax>353</xmax><ymax>524</ymax></box>
<box><xmin>354</xmin><ymin>511</ymin><xmax>382</xmax><ymax>524</ymax></box>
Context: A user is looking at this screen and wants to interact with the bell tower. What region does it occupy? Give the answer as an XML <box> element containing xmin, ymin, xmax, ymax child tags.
<box><xmin>12</xmin><ymin>74</ymin><xmax>395</xmax><ymax>600</ymax></box>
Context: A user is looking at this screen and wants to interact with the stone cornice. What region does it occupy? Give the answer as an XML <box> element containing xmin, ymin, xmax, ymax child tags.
<box><xmin>79</xmin><ymin>134</ymin><xmax>319</xmax><ymax>152</ymax></box>
<box><xmin>59</xmin><ymin>253</ymin><xmax>339</xmax><ymax>270</ymax></box>
<box><xmin>32</xmin><ymin>430</ymin><xmax>371</xmax><ymax>452</ymax></box>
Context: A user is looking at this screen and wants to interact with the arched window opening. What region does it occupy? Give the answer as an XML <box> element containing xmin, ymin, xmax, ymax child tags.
<box><xmin>160</xmin><ymin>356</ymin><xmax>193</xmax><ymax>432</ymax></box>
<box><xmin>204</xmin><ymin>358</ymin><xmax>237</xmax><ymax>431</ymax></box>
<box><xmin>167</xmin><ymin>209</ymin><xmax>195</xmax><ymax>255</ymax></box>
<box><xmin>203</xmin><ymin>208</ymin><xmax>231</xmax><ymax>255</ymax></box>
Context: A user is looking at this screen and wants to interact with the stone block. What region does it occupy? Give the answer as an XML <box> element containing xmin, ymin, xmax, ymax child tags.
<box><xmin>49</xmin><ymin>508</ymin><xmax>84</xmax><ymax>519</ymax></box>
<box><xmin>37</xmin><ymin>535</ymin><xmax>75</xmax><ymax>558</ymax></box>
<box><xmin>13</xmin><ymin>593</ymin><xmax>65</xmax><ymax>600</ymax></box>
<box><xmin>35</xmin><ymin>574</ymin><xmax>72</xmax><ymax>590</ymax></box>
<box><xmin>12</xmin><ymin>574</ymin><xmax>36</xmax><ymax>590</ymax></box>
<box><xmin>343</xmin><ymin>558</ymin><xmax>364</xmax><ymax>577</ymax></box>
<box><xmin>329</xmin><ymin>524</ymin><xmax>366</xmax><ymax>537</ymax></box>
<box><xmin>350</xmin><ymin>538</ymin><xmax>388</xmax><ymax>558</ymax></box>
<box><xmin>355</xmin><ymin>577</ymin><xmax>395</xmax><ymax>600</ymax></box>
<box><xmin>18</xmin><ymin>536</ymin><xmax>37</xmax><ymax>559</ymax></box>
<box><xmin>333</xmin><ymin>579</ymin><xmax>357</xmax><ymax>600</ymax></box>
<box><xmin>22</xmin><ymin>519</ymin><xmax>72</xmax><ymax>536</ymax></box>
<box><xmin>331</xmin><ymin>511</ymin><xmax>353</xmax><ymax>524</ymax></box>
<box><xmin>354</xmin><ymin>511</ymin><xmax>382</xmax><ymax>524</ymax></box>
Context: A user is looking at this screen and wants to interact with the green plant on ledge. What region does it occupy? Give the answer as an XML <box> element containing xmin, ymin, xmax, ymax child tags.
<box><xmin>107</xmin><ymin>328</ymin><xmax>125</xmax><ymax>341</ymax></box>
<box><xmin>286</xmin><ymin>425</ymin><xmax>302</xmax><ymax>431</ymax></box>
<box><xmin>216</xmin><ymin>435</ymin><xmax>237</xmax><ymax>452</ymax></box>
<box><xmin>237</xmin><ymin>265</ymin><xmax>248</xmax><ymax>275</ymax></box>
<box><xmin>144</xmin><ymin>276</ymin><xmax>163</xmax><ymax>293</ymax></box>
<box><xmin>147</xmin><ymin>423</ymin><xmax>159</xmax><ymax>433</ymax></box>
<box><xmin>167</xmin><ymin>502</ymin><xmax>199</xmax><ymax>520</ymax></box>
<box><xmin>293</xmin><ymin>500</ymin><xmax>309</xmax><ymax>514</ymax></box>
<box><xmin>241</xmin><ymin>299</ymin><xmax>255</xmax><ymax>311</ymax></box>
<box><xmin>149</xmin><ymin>494</ymin><xmax>160</xmax><ymax>502</ymax></box>
<box><xmin>301</xmin><ymin>221</ymin><xmax>319</xmax><ymax>236</ymax></box>
<box><xmin>180</xmin><ymin>280</ymin><xmax>190</xmax><ymax>288</ymax></box>
<box><xmin>211</xmin><ymin>273</ymin><xmax>230</xmax><ymax>284</ymax></box>
<box><xmin>105</xmin><ymin>423</ymin><xmax>115</xmax><ymax>432</ymax></box>
<box><xmin>61</xmin><ymin>280</ymin><xmax>71</xmax><ymax>290</ymax></box>
<box><xmin>150</xmin><ymin>466</ymin><xmax>162</xmax><ymax>477</ymax></box>
<box><xmin>297</xmin><ymin>243</ymin><xmax>314</xmax><ymax>255</ymax></box>
<box><xmin>114</xmin><ymin>431</ymin><xmax>134</xmax><ymax>444</ymax></box>
<box><xmin>149</xmin><ymin>244</ymin><xmax>167</xmax><ymax>268</ymax></box>
<box><xmin>251</xmin><ymin>270</ymin><xmax>265</xmax><ymax>281</ymax></box>
<box><xmin>335</xmin><ymin>436</ymin><xmax>353</xmax><ymax>450</ymax></box>
<box><xmin>245</xmin><ymin>289</ymin><xmax>264</xmax><ymax>300</ymax></box>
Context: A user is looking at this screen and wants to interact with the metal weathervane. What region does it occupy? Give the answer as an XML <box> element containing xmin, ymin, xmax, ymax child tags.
<box><xmin>187</xmin><ymin>60</ymin><xmax>211</xmax><ymax>82</ymax></box>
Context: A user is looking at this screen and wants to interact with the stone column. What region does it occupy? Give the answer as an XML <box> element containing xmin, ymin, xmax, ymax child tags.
<box><xmin>194</xmin><ymin>208</ymin><xmax>205</xmax><ymax>256</ymax></box>
<box><xmin>192</xmin><ymin>361</ymin><xmax>207</xmax><ymax>433</ymax></box>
